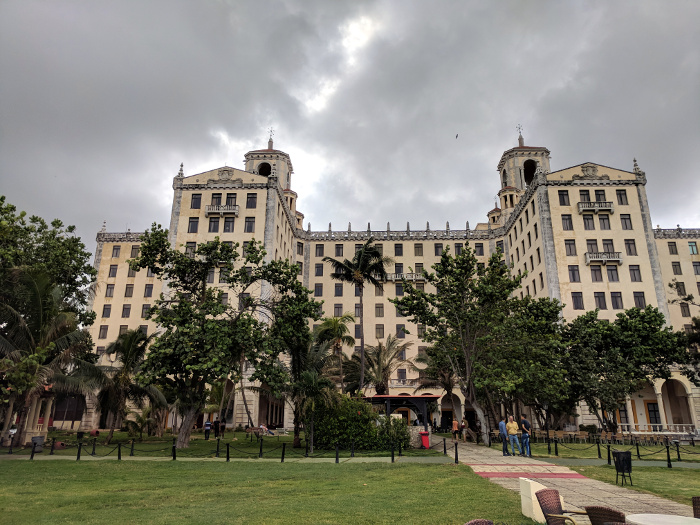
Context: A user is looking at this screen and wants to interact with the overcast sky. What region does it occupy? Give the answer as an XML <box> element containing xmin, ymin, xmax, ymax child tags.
<box><xmin>1</xmin><ymin>0</ymin><xmax>699</xmax><ymax>256</ymax></box>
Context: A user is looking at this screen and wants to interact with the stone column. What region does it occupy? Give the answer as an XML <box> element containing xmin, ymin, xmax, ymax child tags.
<box><xmin>42</xmin><ymin>398</ymin><xmax>54</xmax><ymax>431</ymax></box>
<box><xmin>2</xmin><ymin>398</ymin><xmax>15</xmax><ymax>435</ymax></box>
<box><xmin>31</xmin><ymin>400</ymin><xmax>43</xmax><ymax>431</ymax></box>
<box><xmin>654</xmin><ymin>386</ymin><xmax>668</xmax><ymax>429</ymax></box>
<box><xmin>25</xmin><ymin>398</ymin><xmax>39</xmax><ymax>432</ymax></box>
<box><xmin>685</xmin><ymin>393</ymin><xmax>697</xmax><ymax>432</ymax></box>
<box><xmin>625</xmin><ymin>397</ymin><xmax>635</xmax><ymax>431</ymax></box>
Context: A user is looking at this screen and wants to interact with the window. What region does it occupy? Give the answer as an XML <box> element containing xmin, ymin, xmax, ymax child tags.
<box><xmin>527</xmin><ymin>233</ymin><xmax>531</xmax><ymax>248</ymax></box>
<box><xmin>334</xmin><ymin>304</ymin><xmax>343</xmax><ymax>317</ymax></box>
<box><xmin>417</xmin><ymin>324</ymin><xmax>426</xmax><ymax>337</ymax></box>
<box><xmin>375</xmin><ymin>285</ymin><xmax>383</xmax><ymax>296</ymax></box>
<box><xmin>633</xmin><ymin>292</ymin><xmax>646</xmax><ymax>308</ymax></box>
<box><xmin>375</xmin><ymin>244</ymin><xmax>383</xmax><ymax>255</ymax></box>
<box><xmin>191</xmin><ymin>194</ymin><xmax>201</xmax><ymax>209</ymax></box>
<box><xmin>565</xmin><ymin>240</ymin><xmax>577</xmax><ymax>256</ymax></box>
<box><xmin>242</xmin><ymin>242</ymin><xmax>249</xmax><ymax>257</ymax></box>
<box><xmin>394</xmin><ymin>243</ymin><xmax>403</xmax><ymax>256</ymax></box>
<box><xmin>396</xmin><ymin>305</ymin><xmax>404</xmax><ymax>318</ymax></box>
<box><xmin>395</xmin><ymin>283</ymin><xmax>404</xmax><ymax>296</ymax></box>
<box><xmin>105</xmin><ymin>284</ymin><xmax>114</xmax><ymax>297</ymax></box>
<box><xmin>676</xmin><ymin>282</ymin><xmax>687</xmax><ymax>296</ymax></box>
<box><xmin>672</xmin><ymin>261</ymin><xmax>682</xmax><ymax>275</ymax></box>
<box><xmin>625</xmin><ymin>239</ymin><xmax>637</xmax><ymax>256</ymax></box>
<box><xmin>185</xmin><ymin>242</ymin><xmax>196</xmax><ymax>257</ymax></box>
<box><xmin>690</xmin><ymin>241</ymin><xmax>698</xmax><ymax>255</ymax></box>
<box><xmin>595</xmin><ymin>190</ymin><xmax>606</xmax><ymax>202</ymax></box>
<box><xmin>207</xmin><ymin>268</ymin><xmax>215</xmax><ymax>283</ymax></box>
<box><xmin>540</xmin><ymin>273</ymin><xmax>544</xmax><ymax>290</ymax></box>
<box><xmin>516</xmin><ymin>248</ymin><xmax>520</xmax><ymax>261</ymax></box>
<box><xmin>590</xmin><ymin>265</ymin><xmax>603</xmax><ymax>282</ymax></box>
<box><xmin>223</xmin><ymin>217</ymin><xmax>234</xmax><ymax>232</ymax></box>
<box><xmin>536</xmin><ymin>248</ymin><xmax>541</xmax><ymax>265</ymax></box>
<box><xmin>146</xmin><ymin>267</ymin><xmax>155</xmax><ymax>278</ymax></box>
<box><xmin>568</xmin><ymin>265</ymin><xmax>580</xmax><ymax>282</ymax></box>
<box><xmin>621</xmin><ymin>214</ymin><xmax>633</xmax><ymax>230</ymax></box>
<box><xmin>138</xmin><ymin>326</ymin><xmax>148</xmax><ymax>336</ymax></box>
<box><xmin>98</xmin><ymin>325</ymin><xmax>108</xmax><ymax>339</ymax></box>
<box><xmin>188</xmin><ymin>218</ymin><xmax>199</xmax><ymax>233</ymax></box>
<box><xmin>335</xmin><ymin>244</ymin><xmax>343</xmax><ymax>257</ymax></box>
<box><xmin>315</xmin><ymin>264</ymin><xmax>323</xmax><ymax>276</ymax></box>
<box><xmin>219</xmin><ymin>293</ymin><xmax>228</xmax><ymax>306</ymax></box>
<box><xmin>141</xmin><ymin>304</ymin><xmax>150</xmax><ymax>318</ymax></box>
<box><xmin>583</xmin><ymin>214</ymin><xmax>595</xmax><ymax>230</ymax></box>
<box><xmin>354</xmin><ymin>284</ymin><xmax>361</xmax><ymax>297</ymax></box>
<box><xmin>108</xmin><ymin>264</ymin><xmax>118</xmax><ymax>278</ymax></box>
<box><xmin>96</xmin><ymin>346</ymin><xmax>106</xmax><ymax>356</ymax></box>
<box><xmin>144</xmin><ymin>284</ymin><xmax>153</xmax><ymax>297</ymax></box>
<box><xmin>396</xmin><ymin>324</ymin><xmax>405</xmax><ymax>339</ymax></box>
<box><xmin>579</xmin><ymin>190</ymin><xmax>590</xmax><ymax>202</ymax></box>
<box><xmin>376</xmin><ymin>324</ymin><xmax>384</xmax><ymax>338</ymax></box>
<box><xmin>244</xmin><ymin>217</ymin><xmax>255</xmax><ymax>233</ymax></box>
<box><xmin>455</xmin><ymin>243</ymin><xmax>463</xmax><ymax>255</ymax></box>
<box><xmin>496</xmin><ymin>240</ymin><xmax>504</xmax><ymax>253</ymax></box>
<box><xmin>562</xmin><ymin>215</ymin><xmax>573</xmax><ymax>230</ymax></box>
<box><xmin>594</xmin><ymin>292</ymin><xmax>607</xmax><ymax>310</ymax></box>
<box><xmin>335</xmin><ymin>283</ymin><xmax>343</xmax><ymax>297</ymax></box>
<box><xmin>616</xmin><ymin>189</ymin><xmax>628</xmax><ymax>205</ymax></box>
<box><xmin>558</xmin><ymin>190</ymin><xmax>570</xmax><ymax>206</ymax></box>
<box><xmin>434</xmin><ymin>243</ymin><xmax>443</xmax><ymax>256</ymax></box>
<box><xmin>314</xmin><ymin>284</ymin><xmax>322</xmax><ymax>297</ymax></box>
<box><xmin>375</xmin><ymin>304</ymin><xmax>384</xmax><ymax>317</ymax></box>
<box><xmin>226</xmin><ymin>193</ymin><xmax>236</xmax><ymax>206</ymax></box>
<box><xmin>246</xmin><ymin>193</ymin><xmax>257</xmax><ymax>208</ymax></box>
<box><xmin>693</xmin><ymin>262</ymin><xmax>700</xmax><ymax>275</ymax></box>
<box><xmin>396</xmin><ymin>368</ymin><xmax>406</xmax><ymax>381</ymax></box>
<box><xmin>315</xmin><ymin>244</ymin><xmax>324</xmax><ymax>257</ymax></box>
<box><xmin>395</xmin><ymin>263</ymin><xmax>403</xmax><ymax>274</ymax></box>
<box><xmin>668</xmin><ymin>242</ymin><xmax>678</xmax><ymax>255</ymax></box>
<box><xmin>681</xmin><ymin>303</ymin><xmax>692</xmax><ymax>319</ymax></box>
<box><xmin>239</xmin><ymin>293</ymin><xmax>250</xmax><ymax>310</ymax></box>
<box><xmin>102</xmin><ymin>305</ymin><xmax>111</xmax><ymax>318</ymax></box>
<box><xmin>525</xmin><ymin>210</ymin><xmax>529</xmax><ymax>224</ymax></box>
<box><xmin>415</xmin><ymin>282</ymin><xmax>425</xmax><ymax>292</ymax></box>
<box><xmin>586</xmin><ymin>239</ymin><xmax>598</xmax><ymax>253</ymax></box>
<box><xmin>532</xmin><ymin>201</ymin><xmax>536</xmax><ymax>215</ymax></box>
<box><xmin>629</xmin><ymin>265</ymin><xmax>642</xmax><ymax>282</ymax></box>
<box><xmin>611</xmin><ymin>292</ymin><xmax>623</xmax><ymax>309</ymax></box>
<box><xmin>219</xmin><ymin>268</ymin><xmax>229</xmax><ymax>283</ymax></box>
<box><xmin>415</xmin><ymin>263</ymin><xmax>424</xmax><ymax>275</ymax></box>
<box><xmin>124</xmin><ymin>284</ymin><xmax>134</xmax><ymax>298</ymax></box>
<box><xmin>607</xmin><ymin>266</ymin><xmax>619</xmax><ymax>282</ymax></box>
<box><xmin>293</xmin><ymin>242</ymin><xmax>302</xmax><ymax>256</ymax></box>
<box><xmin>414</xmin><ymin>243</ymin><xmax>423</xmax><ymax>256</ymax></box>
<box><xmin>599</xmin><ymin>214</ymin><xmax>610</xmax><ymax>230</ymax></box>
<box><xmin>208</xmin><ymin>217</ymin><xmax>220</xmax><ymax>233</ymax></box>
<box><xmin>685</xmin><ymin>324</ymin><xmax>694</xmax><ymax>334</ymax></box>
<box><xmin>572</xmin><ymin>292</ymin><xmax>584</xmax><ymax>310</ymax></box>
<box><xmin>474</xmin><ymin>243</ymin><xmax>484</xmax><ymax>256</ymax></box>
<box><xmin>122</xmin><ymin>304</ymin><xmax>131</xmax><ymax>318</ymax></box>
<box><xmin>130</xmin><ymin>245</ymin><xmax>139</xmax><ymax>258</ymax></box>
<box><xmin>354</xmin><ymin>244</ymin><xmax>362</xmax><ymax>253</ymax></box>
<box><xmin>211</xmin><ymin>193</ymin><xmax>221</xmax><ymax>206</ymax></box>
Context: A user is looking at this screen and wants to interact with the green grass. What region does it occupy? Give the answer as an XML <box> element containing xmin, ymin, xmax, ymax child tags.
<box><xmin>0</xmin><ymin>461</ymin><xmax>536</xmax><ymax>525</ymax></box>
<box><xmin>571</xmin><ymin>465</ymin><xmax>700</xmax><ymax>506</ymax></box>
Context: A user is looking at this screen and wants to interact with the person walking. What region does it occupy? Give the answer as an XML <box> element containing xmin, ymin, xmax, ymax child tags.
<box><xmin>520</xmin><ymin>414</ymin><xmax>532</xmax><ymax>457</ymax></box>
<box><xmin>451</xmin><ymin>417</ymin><xmax>460</xmax><ymax>441</ymax></box>
<box><xmin>204</xmin><ymin>419</ymin><xmax>212</xmax><ymax>440</ymax></box>
<box><xmin>498</xmin><ymin>416</ymin><xmax>510</xmax><ymax>456</ymax></box>
<box><xmin>506</xmin><ymin>415</ymin><xmax>522</xmax><ymax>456</ymax></box>
<box><xmin>213</xmin><ymin>417</ymin><xmax>220</xmax><ymax>439</ymax></box>
<box><xmin>220</xmin><ymin>417</ymin><xmax>226</xmax><ymax>437</ymax></box>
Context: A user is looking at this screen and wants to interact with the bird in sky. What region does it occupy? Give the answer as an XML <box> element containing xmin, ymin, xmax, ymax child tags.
<box><xmin>456</xmin><ymin>134</ymin><xmax>458</xmax><ymax>139</ymax></box>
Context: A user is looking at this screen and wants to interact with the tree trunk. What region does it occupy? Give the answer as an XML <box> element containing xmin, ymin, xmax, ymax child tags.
<box><xmin>308</xmin><ymin>415</ymin><xmax>314</xmax><ymax>455</ymax></box>
<box><xmin>337</xmin><ymin>343</ymin><xmax>344</xmax><ymax>394</ymax></box>
<box><xmin>13</xmin><ymin>399</ymin><xmax>30</xmax><ymax>447</ymax></box>
<box><xmin>293</xmin><ymin>405</ymin><xmax>302</xmax><ymax>448</ymax></box>
<box><xmin>176</xmin><ymin>407</ymin><xmax>198</xmax><ymax>448</ymax></box>
<box><xmin>240</xmin><ymin>384</ymin><xmax>254</xmax><ymax>427</ymax></box>
<box><xmin>462</xmin><ymin>388</ymin><xmax>490</xmax><ymax>445</ymax></box>
<box><xmin>105</xmin><ymin>412</ymin><xmax>117</xmax><ymax>445</ymax></box>
<box><xmin>359</xmin><ymin>287</ymin><xmax>365</xmax><ymax>391</ymax></box>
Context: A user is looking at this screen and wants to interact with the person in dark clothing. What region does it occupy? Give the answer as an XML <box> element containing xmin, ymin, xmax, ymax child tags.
<box><xmin>204</xmin><ymin>420</ymin><xmax>212</xmax><ymax>440</ymax></box>
<box><xmin>498</xmin><ymin>416</ymin><xmax>510</xmax><ymax>456</ymax></box>
<box><xmin>220</xmin><ymin>417</ymin><xmax>226</xmax><ymax>437</ymax></box>
<box><xmin>213</xmin><ymin>417</ymin><xmax>221</xmax><ymax>438</ymax></box>
<box><xmin>520</xmin><ymin>414</ymin><xmax>532</xmax><ymax>457</ymax></box>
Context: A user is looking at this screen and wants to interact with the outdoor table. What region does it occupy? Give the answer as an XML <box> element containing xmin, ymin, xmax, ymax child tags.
<box><xmin>626</xmin><ymin>514</ymin><xmax>700</xmax><ymax>525</ymax></box>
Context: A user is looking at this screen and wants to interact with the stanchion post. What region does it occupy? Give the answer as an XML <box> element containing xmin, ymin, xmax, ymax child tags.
<box><xmin>454</xmin><ymin>443</ymin><xmax>459</xmax><ymax>464</ymax></box>
<box><xmin>666</xmin><ymin>445</ymin><xmax>672</xmax><ymax>468</ymax></box>
<box><xmin>391</xmin><ymin>443</ymin><xmax>395</xmax><ymax>463</ymax></box>
<box><xmin>675</xmin><ymin>441</ymin><xmax>681</xmax><ymax>462</ymax></box>
<box><xmin>351</xmin><ymin>441</ymin><xmax>355</xmax><ymax>458</ymax></box>
<box><xmin>554</xmin><ymin>439</ymin><xmax>559</xmax><ymax>457</ymax></box>
<box><xmin>172</xmin><ymin>444</ymin><xmax>176</xmax><ymax>461</ymax></box>
<box><xmin>305</xmin><ymin>439</ymin><xmax>308</xmax><ymax>458</ymax></box>
<box><xmin>547</xmin><ymin>436</ymin><xmax>551</xmax><ymax>455</ymax></box>
<box><xmin>30</xmin><ymin>441</ymin><xmax>37</xmax><ymax>460</ymax></box>
<box><xmin>76</xmin><ymin>441</ymin><xmax>82</xmax><ymax>461</ymax></box>
<box><xmin>8</xmin><ymin>435</ymin><xmax>13</xmax><ymax>455</ymax></box>
<box><xmin>91</xmin><ymin>438</ymin><xmax>96</xmax><ymax>456</ymax></box>
<box><xmin>280</xmin><ymin>443</ymin><xmax>285</xmax><ymax>463</ymax></box>
<box><xmin>335</xmin><ymin>444</ymin><xmax>339</xmax><ymax>464</ymax></box>
<box><xmin>226</xmin><ymin>443</ymin><xmax>230</xmax><ymax>462</ymax></box>
<box><xmin>130</xmin><ymin>439</ymin><xmax>135</xmax><ymax>457</ymax></box>
<box><xmin>636</xmin><ymin>439</ymin><xmax>641</xmax><ymax>460</ymax></box>
<box><xmin>118</xmin><ymin>442</ymin><xmax>122</xmax><ymax>460</ymax></box>
<box><xmin>597</xmin><ymin>437</ymin><xmax>602</xmax><ymax>459</ymax></box>
<box><xmin>607</xmin><ymin>444</ymin><xmax>611</xmax><ymax>465</ymax></box>
<box><xmin>216</xmin><ymin>437</ymin><xmax>220</xmax><ymax>458</ymax></box>
<box><xmin>259</xmin><ymin>437</ymin><xmax>264</xmax><ymax>458</ymax></box>
<box><xmin>443</xmin><ymin>437</ymin><xmax>446</xmax><ymax>455</ymax></box>
<box><xmin>50</xmin><ymin>437</ymin><xmax>56</xmax><ymax>456</ymax></box>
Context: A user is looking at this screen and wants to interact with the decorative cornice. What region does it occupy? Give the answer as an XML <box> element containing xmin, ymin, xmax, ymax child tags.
<box><xmin>96</xmin><ymin>231</ymin><xmax>144</xmax><ymax>243</ymax></box>
<box><xmin>654</xmin><ymin>227</ymin><xmax>700</xmax><ymax>239</ymax></box>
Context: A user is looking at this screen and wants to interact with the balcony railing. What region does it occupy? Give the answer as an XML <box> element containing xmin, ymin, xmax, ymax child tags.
<box><xmin>577</xmin><ymin>201</ymin><xmax>614</xmax><ymax>214</ymax></box>
<box><xmin>389</xmin><ymin>379</ymin><xmax>418</xmax><ymax>387</ymax></box>
<box><xmin>205</xmin><ymin>204</ymin><xmax>239</xmax><ymax>217</ymax></box>
<box><xmin>385</xmin><ymin>272</ymin><xmax>425</xmax><ymax>282</ymax></box>
<box><xmin>584</xmin><ymin>251</ymin><xmax>622</xmax><ymax>265</ymax></box>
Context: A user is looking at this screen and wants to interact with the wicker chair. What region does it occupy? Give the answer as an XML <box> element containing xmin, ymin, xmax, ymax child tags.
<box><xmin>583</xmin><ymin>505</ymin><xmax>625</xmax><ymax>525</ymax></box>
<box><xmin>464</xmin><ymin>520</ymin><xmax>493</xmax><ymax>525</ymax></box>
<box><xmin>693</xmin><ymin>496</ymin><xmax>700</xmax><ymax>519</ymax></box>
<box><xmin>535</xmin><ymin>489</ymin><xmax>588</xmax><ymax>525</ymax></box>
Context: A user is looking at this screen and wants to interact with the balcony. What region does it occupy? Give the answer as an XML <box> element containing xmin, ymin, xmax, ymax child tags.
<box><xmin>385</xmin><ymin>272</ymin><xmax>425</xmax><ymax>282</ymax></box>
<box><xmin>390</xmin><ymin>379</ymin><xmax>418</xmax><ymax>387</ymax></box>
<box><xmin>577</xmin><ymin>201</ymin><xmax>614</xmax><ymax>214</ymax></box>
<box><xmin>584</xmin><ymin>251</ymin><xmax>622</xmax><ymax>265</ymax></box>
<box><xmin>205</xmin><ymin>204</ymin><xmax>239</xmax><ymax>217</ymax></box>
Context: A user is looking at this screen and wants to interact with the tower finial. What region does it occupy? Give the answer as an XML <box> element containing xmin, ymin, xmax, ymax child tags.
<box><xmin>177</xmin><ymin>163</ymin><xmax>184</xmax><ymax>177</ymax></box>
<box><xmin>268</xmin><ymin>127</ymin><xmax>275</xmax><ymax>149</ymax></box>
<box><xmin>517</xmin><ymin>124</ymin><xmax>524</xmax><ymax>147</ymax></box>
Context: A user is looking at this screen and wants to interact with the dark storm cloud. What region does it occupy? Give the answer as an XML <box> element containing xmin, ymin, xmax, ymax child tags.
<box><xmin>1</xmin><ymin>0</ymin><xmax>698</xmax><ymax>255</ymax></box>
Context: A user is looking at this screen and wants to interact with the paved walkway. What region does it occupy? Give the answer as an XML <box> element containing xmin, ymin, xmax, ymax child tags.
<box><xmin>433</xmin><ymin>436</ymin><xmax>695</xmax><ymax>522</ymax></box>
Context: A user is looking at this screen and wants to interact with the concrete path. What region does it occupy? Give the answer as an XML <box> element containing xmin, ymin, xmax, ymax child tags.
<box><xmin>433</xmin><ymin>436</ymin><xmax>695</xmax><ymax>522</ymax></box>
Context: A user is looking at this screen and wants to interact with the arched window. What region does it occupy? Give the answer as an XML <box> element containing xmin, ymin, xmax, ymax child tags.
<box><xmin>501</xmin><ymin>170</ymin><xmax>507</xmax><ymax>187</ymax></box>
<box><xmin>258</xmin><ymin>162</ymin><xmax>272</xmax><ymax>176</ymax></box>
<box><xmin>523</xmin><ymin>160</ymin><xmax>537</xmax><ymax>186</ymax></box>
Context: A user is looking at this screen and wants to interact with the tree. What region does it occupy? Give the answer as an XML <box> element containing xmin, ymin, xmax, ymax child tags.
<box><xmin>411</xmin><ymin>343</ymin><xmax>459</xmax><ymax>425</ymax></box>
<box><xmin>124</xmin><ymin>406</ymin><xmax>157</xmax><ymax>441</ymax></box>
<box><xmin>323</xmin><ymin>238</ymin><xmax>391</xmax><ymax>390</ymax></box>
<box><xmin>362</xmin><ymin>334</ymin><xmax>412</xmax><ymax>395</ymax></box>
<box><xmin>131</xmin><ymin>224</ymin><xmax>320</xmax><ymax>448</ymax></box>
<box><xmin>562</xmin><ymin>306</ymin><xmax>700</xmax><ymax>431</ymax></box>
<box><xmin>392</xmin><ymin>246</ymin><xmax>527</xmax><ymax>444</ymax></box>
<box><xmin>314</xmin><ymin>313</ymin><xmax>355</xmax><ymax>393</ymax></box>
<box><xmin>93</xmin><ymin>329</ymin><xmax>165</xmax><ymax>444</ymax></box>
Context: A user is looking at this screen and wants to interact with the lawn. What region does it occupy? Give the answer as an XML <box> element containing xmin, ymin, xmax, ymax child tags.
<box><xmin>571</xmin><ymin>465</ymin><xmax>700</xmax><ymax>507</ymax></box>
<box><xmin>0</xmin><ymin>461</ymin><xmax>536</xmax><ymax>525</ymax></box>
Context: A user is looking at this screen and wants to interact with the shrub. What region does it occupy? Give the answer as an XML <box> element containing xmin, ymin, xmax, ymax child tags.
<box><xmin>376</xmin><ymin>416</ymin><xmax>410</xmax><ymax>450</ymax></box>
<box><xmin>579</xmin><ymin>424</ymin><xmax>598</xmax><ymax>435</ymax></box>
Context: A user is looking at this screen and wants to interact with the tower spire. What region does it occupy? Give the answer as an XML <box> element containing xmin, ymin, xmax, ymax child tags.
<box><xmin>268</xmin><ymin>127</ymin><xmax>275</xmax><ymax>149</ymax></box>
<box><xmin>517</xmin><ymin>124</ymin><xmax>524</xmax><ymax>147</ymax></box>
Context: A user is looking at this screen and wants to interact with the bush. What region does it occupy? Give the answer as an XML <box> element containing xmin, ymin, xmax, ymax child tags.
<box><xmin>579</xmin><ymin>424</ymin><xmax>598</xmax><ymax>435</ymax></box>
<box><xmin>313</xmin><ymin>397</ymin><xmax>410</xmax><ymax>451</ymax></box>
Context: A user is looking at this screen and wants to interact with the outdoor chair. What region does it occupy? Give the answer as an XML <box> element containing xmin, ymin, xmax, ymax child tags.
<box><xmin>464</xmin><ymin>520</ymin><xmax>493</xmax><ymax>525</ymax></box>
<box><xmin>535</xmin><ymin>488</ymin><xmax>588</xmax><ymax>525</ymax></box>
<box><xmin>574</xmin><ymin>431</ymin><xmax>588</xmax><ymax>443</ymax></box>
<box><xmin>583</xmin><ymin>505</ymin><xmax>625</xmax><ymax>525</ymax></box>
<box><xmin>692</xmin><ymin>496</ymin><xmax>700</xmax><ymax>519</ymax></box>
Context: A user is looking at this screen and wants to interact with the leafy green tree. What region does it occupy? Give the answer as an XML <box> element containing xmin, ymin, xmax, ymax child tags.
<box><xmin>131</xmin><ymin>224</ymin><xmax>320</xmax><ymax>448</ymax></box>
<box><xmin>362</xmin><ymin>334</ymin><xmax>412</xmax><ymax>395</ymax></box>
<box><xmin>315</xmin><ymin>313</ymin><xmax>355</xmax><ymax>393</ymax></box>
<box><xmin>124</xmin><ymin>406</ymin><xmax>157</xmax><ymax>441</ymax></box>
<box><xmin>323</xmin><ymin>238</ymin><xmax>391</xmax><ymax>390</ymax></box>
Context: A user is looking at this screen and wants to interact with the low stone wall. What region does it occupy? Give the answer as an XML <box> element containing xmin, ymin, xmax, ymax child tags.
<box><xmin>408</xmin><ymin>426</ymin><xmax>428</xmax><ymax>448</ymax></box>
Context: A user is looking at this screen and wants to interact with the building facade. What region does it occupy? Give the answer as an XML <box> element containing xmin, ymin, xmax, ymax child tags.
<box><xmin>85</xmin><ymin>134</ymin><xmax>700</xmax><ymax>433</ymax></box>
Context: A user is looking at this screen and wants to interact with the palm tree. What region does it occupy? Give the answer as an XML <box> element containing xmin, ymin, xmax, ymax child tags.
<box><xmin>363</xmin><ymin>335</ymin><xmax>413</xmax><ymax>395</ymax></box>
<box><xmin>291</xmin><ymin>368</ymin><xmax>338</xmax><ymax>454</ymax></box>
<box><xmin>124</xmin><ymin>406</ymin><xmax>157</xmax><ymax>441</ymax></box>
<box><xmin>95</xmin><ymin>329</ymin><xmax>165</xmax><ymax>444</ymax></box>
<box><xmin>314</xmin><ymin>313</ymin><xmax>355</xmax><ymax>393</ymax></box>
<box><xmin>411</xmin><ymin>345</ymin><xmax>459</xmax><ymax>429</ymax></box>
<box><xmin>323</xmin><ymin>237</ymin><xmax>391</xmax><ymax>390</ymax></box>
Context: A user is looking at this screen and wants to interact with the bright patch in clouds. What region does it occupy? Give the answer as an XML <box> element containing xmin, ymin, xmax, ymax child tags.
<box><xmin>304</xmin><ymin>78</ymin><xmax>340</xmax><ymax>113</ymax></box>
<box><xmin>341</xmin><ymin>16</ymin><xmax>378</xmax><ymax>65</ymax></box>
